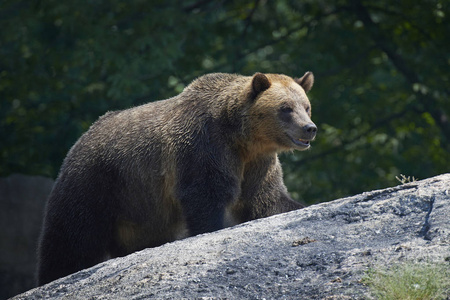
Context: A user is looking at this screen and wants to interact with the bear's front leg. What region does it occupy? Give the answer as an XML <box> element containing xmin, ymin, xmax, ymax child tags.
<box><xmin>239</xmin><ymin>155</ymin><xmax>304</xmax><ymax>221</ymax></box>
<box><xmin>177</xmin><ymin>164</ymin><xmax>240</xmax><ymax>236</ymax></box>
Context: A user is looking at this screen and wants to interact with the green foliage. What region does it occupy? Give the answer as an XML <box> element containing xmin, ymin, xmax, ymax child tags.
<box><xmin>1</xmin><ymin>0</ymin><xmax>449</xmax><ymax>204</ymax></box>
<box><xmin>363</xmin><ymin>262</ymin><xmax>450</xmax><ymax>300</ymax></box>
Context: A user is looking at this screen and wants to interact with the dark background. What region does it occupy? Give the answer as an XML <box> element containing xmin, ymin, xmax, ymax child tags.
<box><xmin>0</xmin><ymin>1</ymin><xmax>449</xmax><ymax>298</ymax></box>
<box><xmin>1</xmin><ymin>0</ymin><xmax>449</xmax><ymax>204</ymax></box>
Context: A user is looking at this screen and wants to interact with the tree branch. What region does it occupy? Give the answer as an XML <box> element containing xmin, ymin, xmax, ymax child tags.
<box><xmin>242</xmin><ymin>0</ymin><xmax>261</xmax><ymax>38</ymax></box>
<box><xmin>183</xmin><ymin>0</ymin><xmax>215</xmax><ymax>13</ymax></box>
<box><xmin>348</xmin><ymin>0</ymin><xmax>450</xmax><ymax>144</ymax></box>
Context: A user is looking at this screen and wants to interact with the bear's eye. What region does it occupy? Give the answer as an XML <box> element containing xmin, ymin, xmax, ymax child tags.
<box><xmin>305</xmin><ymin>106</ymin><xmax>311</xmax><ymax>113</ymax></box>
<box><xmin>280</xmin><ymin>106</ymin><xmax>293</xmax><ymax>114</ymax></box>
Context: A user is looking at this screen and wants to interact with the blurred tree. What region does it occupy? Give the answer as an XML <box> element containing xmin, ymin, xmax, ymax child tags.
<box><xmin>1</xmin><ymin>0</ymin><xmax>448</xmax><ymax>204</ymax></box>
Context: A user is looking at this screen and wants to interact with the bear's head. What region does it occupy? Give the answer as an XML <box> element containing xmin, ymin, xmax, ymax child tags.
<box><xmin>246</xmin><ymin>72</ymin><xmax>317</xmax><ymax>154</ymax></box>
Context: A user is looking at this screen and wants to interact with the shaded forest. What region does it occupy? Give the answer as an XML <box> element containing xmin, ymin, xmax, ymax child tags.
<box><xmin>1</xmin><ymin>0</ymin><xmax>449</xmax><ymax>204</ymax></box>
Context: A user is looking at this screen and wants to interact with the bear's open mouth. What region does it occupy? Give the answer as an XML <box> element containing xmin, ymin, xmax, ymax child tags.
<box><xmin>294</xmin><ymin>139</ymin><xmax>310</xmax><ymax>147</ymax></box>
<box><xmin>287</xmin><ymin>134</ymin><xmax>311</xmax><ymax>148</ymax></box>
<box><xmin>298</xmin><ymin>139</ymin><xmax>310</xmax><ymax>145</ymax></box>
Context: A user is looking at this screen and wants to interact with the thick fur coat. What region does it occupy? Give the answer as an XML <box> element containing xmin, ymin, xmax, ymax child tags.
<box><xmin>37</xmin><ymin>72</ymin><xmax>317</xmax><ymax>285</ymax></box>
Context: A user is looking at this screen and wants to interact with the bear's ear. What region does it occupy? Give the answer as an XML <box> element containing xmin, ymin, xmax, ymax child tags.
<box><xmin>251</xmin><ymin>73</ymin><xmax>271</xmax><ymax>98</ymax></box>
<box><xmin>295</xmin><ymin>71</ymin><xmax>314</xmax><ymax>93</ymax></box>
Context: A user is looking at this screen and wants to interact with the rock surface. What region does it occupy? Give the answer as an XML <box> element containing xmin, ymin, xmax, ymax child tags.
<box><xmin>12</xmin><ymin>174</ymin><xmax>450</xmax><ymax>299</ymax></box>
<box><xmin>0</xmin><ymin>174</ymin><xmax>54</xmax><ymax>300</ymax></box>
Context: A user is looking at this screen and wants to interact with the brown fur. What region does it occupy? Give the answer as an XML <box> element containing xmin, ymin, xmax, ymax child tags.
<box><xmin>37</xmin><ymin>72</ymin><xmax>316</xmax><ymax>285</ymax></box>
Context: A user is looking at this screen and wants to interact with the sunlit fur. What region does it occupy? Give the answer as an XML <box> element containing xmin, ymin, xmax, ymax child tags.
<box><xmin>37</xmin><ymin>72</ymin><xmax>315</xmax><ymax>285</ymax></box>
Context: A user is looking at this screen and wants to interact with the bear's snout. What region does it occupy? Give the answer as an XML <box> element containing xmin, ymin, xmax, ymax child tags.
<box><xmin>302</xmin><ymin>123</ymin><xmax>317</xmax><ymax>139</ymax></box>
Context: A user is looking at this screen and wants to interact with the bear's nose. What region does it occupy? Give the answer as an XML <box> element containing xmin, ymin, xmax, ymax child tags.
<box><xmin>303</xmin><ymin>123</ymin><xmax>317</xmax><ymax>135</ymax></box>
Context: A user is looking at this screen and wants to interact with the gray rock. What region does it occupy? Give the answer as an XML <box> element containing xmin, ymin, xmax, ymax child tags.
<box><xmin>12</xmin><ymin>174</ymin><xmax>450</xmax><ymax>299</ymax></box>
<box><xmin>0</xmin><ymin>174</ymin><xmax>54</xmax><ymax>300</ymax></box>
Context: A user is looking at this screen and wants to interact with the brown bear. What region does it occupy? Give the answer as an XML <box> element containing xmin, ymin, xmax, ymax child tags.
<box><xmin>37</xmin><ymin>71</ymin><xmax>317</xmax><ymax>285</ymax></box>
